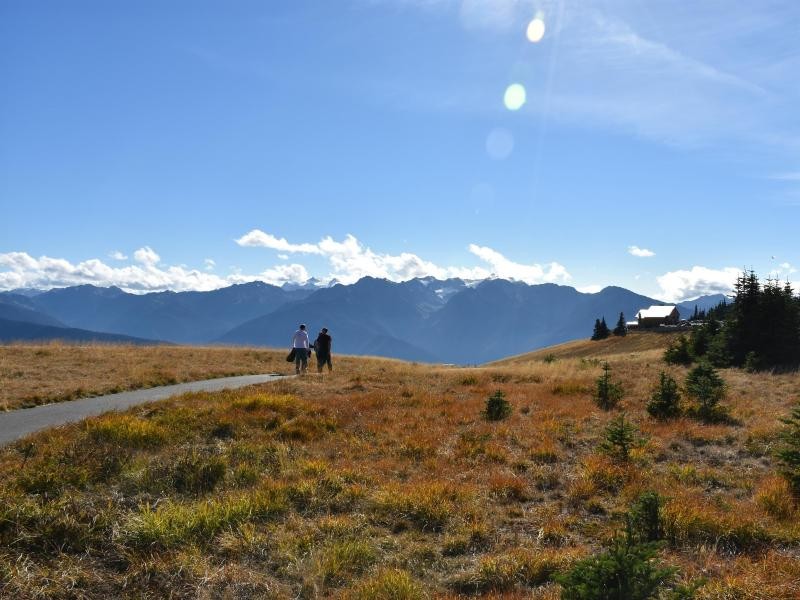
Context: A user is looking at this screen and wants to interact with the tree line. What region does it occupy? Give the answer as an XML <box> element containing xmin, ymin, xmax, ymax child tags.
<box><xmin>665</xmin><ymin>270</ymin><xmax>800</xmax><ymax>370</ymax></box>
<box><xmin>591</xmin><ymin>313</ymin><xmax>627</xmax><ymax>341</ymax></box>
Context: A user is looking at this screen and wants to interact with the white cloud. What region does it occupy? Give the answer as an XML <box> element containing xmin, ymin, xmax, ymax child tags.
<box><xmin>656</xmin><ymin>266</ymin><xmax>740</xmax><ymax>302</ymax></box>
<box><xmin>778</xmin><ymin>262</ymin><xmax>797</xmax><ymax>274</ymax></box>
<box><xmin>252</xmin><ymin>264</ymin><xmax>310</xmax><ymax>286</ymax></box>
<box><xmin>628</xmin><ymin>245</ymin><xmax>655</xmax><ymax>258</ymax></box>
<box><xmin>236</xmin><ymin>230</ymin><xmax>570</xmax><ymax>285</ymax></box>
<box><xmin>2</xmin><ymin>232</ymin><xmax>571</xmax><ymax>293</ymax></box>
<box><xmin>0</xmin><ymin>250</ymin><xmax>313</xmax><ymax>293</ymax></box>
<box><xmin>467</xmin><ymin>244</ymin><xmax>570</xmax><ymax>283</ymax></box>
<box><xmin>109</xmin><ymin>251</ymin><xmax>128</xmax><ymax>261</ymax></box>
<box><xmin>277</xmin><ymin>254</ymin><xmax>289</xmax><ymax>260</ymax></box>
<box><xmin>235</xmin><ymin>230</ymin><xmax>322</xmax><ymax>254</ymax></box>
<box><xmin>133</xmin><ymin>246</ymin><xmax>160</xmax><ymax>266</ymax></box>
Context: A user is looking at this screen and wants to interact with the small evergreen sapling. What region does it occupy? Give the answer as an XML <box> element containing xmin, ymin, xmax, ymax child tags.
<box><xmin>647</xmin><ymin>372</ymin><xmax>681</xmax><ymax>420</ymax></box>
<box><xmin>684</xmin><ymin>362</ymin><xmax>726</xmax><ymax>422</ymax></box>
<box><xmin>664</xmin><ymin>335</ymin><xmax>693</xmax><ymax>366</ymax></box>
<box><xmin>628</xmin><ymin>491</ymin><xmax>664</xmax><ymax>543</ymax></box>
<box><xmin>777</xmin><ymin>402</ymin><xmax>800</xmax><ymax>497</ymax></box>
<box><xmin>599</xmin><ymin>413</ymin><xmax>639</xmax><ymax>461</ymax></box>
<box><xmin>556</xmin><ymin>523</ymin><xmax>676</xmax><ymax>600</ymax></box>
<box><xmin>484</xmin><ymin>390</ymin><xmax>512</xmax><ymax>421</ymax></box>
<box><xmin>594</xmin><ymin>362</ymin><xmax>623</xmax><ymax>410</ymax></box>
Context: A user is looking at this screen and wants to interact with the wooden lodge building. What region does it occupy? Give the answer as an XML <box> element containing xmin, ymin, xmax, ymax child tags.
<box><xmin>631</xmin><ymin>305</ymin><xmax>680</xmax><ymax>328</ymax></box>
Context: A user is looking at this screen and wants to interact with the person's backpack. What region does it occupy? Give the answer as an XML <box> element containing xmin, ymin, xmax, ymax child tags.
<box><xmin>286</xmin><ymin>348</ymin><xmax>296</xmax><ymax>362</ymax></box>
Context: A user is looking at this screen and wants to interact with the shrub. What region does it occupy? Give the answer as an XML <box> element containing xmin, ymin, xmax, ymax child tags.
<box><xmin>664</xmin><ymin>335</ymin><xmax>693</xmax><ymax>366</ymax></box>
<box><xmin>542</xmin><ymin>353</ymin><xmax>557</xmax><ymax>363</ymax></box>
<box><xmin>776</xmin><ymin>402</ymin><xmax>800</xmax><ymax>497</ymax></box>
<box><xmin>684</xmin><ymin>363</ymin><xmax>726</xmax><ymax>422</ymax></box>
<box><xmin>593</xmin><ymin>363</ymin><xmax>623</xmax><ymax>410</ymax></box>
<box><xmin>556</xmin><ymin>527</ymin><xmax>676</xmax><ymax>600</ymax></box>
<box><xmin>599</xmin><ymin>414</ymin><xmax>639</xmax><ymax>462</ymax></box>
<box><xmin>628</xmin><ymin>491</ymin><xmax>664</xmax><ymax>542</ymax></box>
<box><xmin>647</xmin><ymin>372</ymin><xmax>681</xmax><ymax>420</ymax></box>
<box><xmin>484</xmin><ymin>390</ymin><xmax>512</xmax><ymax>421</ymax></box>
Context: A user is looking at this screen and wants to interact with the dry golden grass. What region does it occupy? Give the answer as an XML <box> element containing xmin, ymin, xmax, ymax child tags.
<box><xmin>493</xmin><ymin>330</ymin><xmax>682</xmax><ymax>364</ymax></box>
<box><xmin>0</xmin><ymin>338</ymin><xmax>799</xmax><ymax>598</ymax></box>
<box><xmin>0</xmin><ymin>343</ymin><xmax>365</xmax><ymax>411</ymax></box>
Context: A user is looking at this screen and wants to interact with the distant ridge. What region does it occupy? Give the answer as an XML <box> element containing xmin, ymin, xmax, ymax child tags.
<box><xmin>0</xmin><ymin>294</ymin><xmax>65</xmax><ymax>327</ymax></box>
<box><xmin>0</xmin><ymin>318</ymin><xmax>168</xmax><ymax>345</ymax></box>
<box><xmin>0</xmin><ymin>278</ymin><xmax>727</xmax><ymax>363</ymax></box>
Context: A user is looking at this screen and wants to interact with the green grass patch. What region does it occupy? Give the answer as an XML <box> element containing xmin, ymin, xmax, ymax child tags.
<box><xmin>124</xmin><ymin>486</ymin><xmax>289</xmax><ymax>548</ymax></box>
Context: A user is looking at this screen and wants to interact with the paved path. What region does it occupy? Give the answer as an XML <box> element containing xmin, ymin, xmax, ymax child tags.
<box><xmin>0</xmin><ymin>374</ymin><xmax>288</xmax><ymax>446</ymax></box>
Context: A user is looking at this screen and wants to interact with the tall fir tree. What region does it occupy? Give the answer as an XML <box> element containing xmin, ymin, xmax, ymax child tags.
<box><xmin>613</xmin><ymin>312</ymin><xmax>627</xmax><ymax>337</ymax></box>
<box><xmin>592</xmin><ymin>317</ymin><xmax>611</xmax><ymax>341</ymax></box>
<box><xmin>599</xmin><ymin>316</ymin><xmax>610</xmax><ymax>338</ymax></box>
<box><xmin>591</xmin><ymin>318</ymin><xmax>602</xmax><ymax>340</ymax></box>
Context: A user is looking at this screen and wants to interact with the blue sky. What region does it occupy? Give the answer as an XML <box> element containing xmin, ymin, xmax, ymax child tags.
<box><xmin>1</xmin><ymin>0</ymin><xmax>798</xmax><ymax>301</ymax></box>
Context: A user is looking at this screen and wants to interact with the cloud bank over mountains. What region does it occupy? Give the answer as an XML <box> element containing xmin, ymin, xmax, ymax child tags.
<box><xmin>235</xmin><ymin>230</ymin><xmax>570</xmax><ymax>286</ymax></box>
<box><xmin>0</xmin><ymin>232</ymin><xmax>569</xmax><ymax>294</ymax></box>
<box><xmin>1</xmin><ymin>230</ymin><xmax>783</xmax><ymax>302</ymax></box>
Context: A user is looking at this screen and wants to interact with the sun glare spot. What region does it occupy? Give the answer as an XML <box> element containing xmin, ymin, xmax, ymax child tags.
<box><xmin>503</xmin><ymin>83</ymin><xmax>526</xmax><ymax>111</ymax></box>
<box><xmin>486</xmin><ymin>128</ymin><xmax>514</xmax><ymax>160</ymax></box>
<box><xmin>526</xmin><ymin>17</ymin><xmax>546</xmax><ymax>43</ymax></box>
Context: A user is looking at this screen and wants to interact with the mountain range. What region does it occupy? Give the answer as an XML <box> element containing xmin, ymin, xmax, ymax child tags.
<box><xmin>0</xmin><ymin>278</ymin><xmax>725</xmax><ymax>364</ymax></box>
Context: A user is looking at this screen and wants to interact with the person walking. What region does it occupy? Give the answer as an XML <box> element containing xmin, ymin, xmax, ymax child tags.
<box><xmin>291</xmin><ymin>324</ymin><xmax>310</xmax><ymax>374</ymax></box>
<box><xmin>313</xmin><ymin>327</ymin><xmax>333</xmax><ymax>373</ymax></box>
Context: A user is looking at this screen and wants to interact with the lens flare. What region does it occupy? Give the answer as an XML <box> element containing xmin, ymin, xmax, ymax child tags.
<box><xmin>526</xmin><ymin>17</ymin><xmax>545</xmax><ymax>43</ymax></box>
<box><xmin>486</xmin><ymin>128</ymin><xmax>514</xmax><ymax>160</ymax></box>
<box><xmin>503</xmin><ymin>83</ymin><xmax>526</xmax><ymax>111</ymax></box>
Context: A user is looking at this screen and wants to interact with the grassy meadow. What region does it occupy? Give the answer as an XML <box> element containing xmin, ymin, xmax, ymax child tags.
<box><xmin>0</xmin><ymin>335</ymin><xmax>799</xmax><ymax>598</ymax></box>
<box><xmin>0</xmin><ymin>344</ymin><xmax>311</xmax><ymax>411</ymax></box>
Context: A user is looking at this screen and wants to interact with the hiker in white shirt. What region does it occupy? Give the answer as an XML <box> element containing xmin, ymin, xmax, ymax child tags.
<box><xmin>292</xmin><ymin>324</ymin><xmax>310</xmax><ymax>374</ymax></box>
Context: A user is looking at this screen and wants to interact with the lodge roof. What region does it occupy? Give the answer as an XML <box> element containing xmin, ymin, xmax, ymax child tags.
<box><xmin>637</xmin><ymin>305</ymin><xmax>678</xmax><ymax>319</ymax></box>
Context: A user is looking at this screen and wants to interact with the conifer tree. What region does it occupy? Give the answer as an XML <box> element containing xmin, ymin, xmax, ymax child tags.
<box><xmin>556</xmin><ymin>524</ymin><xmax>676</xmax><ymax>600</ymax></box>
<box><xmin>594</xmin><ymin>362</ymin><xmax>623</xmax><ymax>410</ymax></box>
<box><xmin>600</xmin><ymin>413</ymin><xmax>639</xmax><ymax>461</ymax></box>
<box><xmin>777</xmin><ymin>402</ymin><xmax>800</xmax><ymax>497</ymax></box>
<box><xmin>613</xmin><ymin>312</ymin><xmax>627</xmax><ymax>337</ymax></box>
<box><xmin>685</xmin><ymin>362</ymin><xmax>726</xmax><ymax>422</ymax></box>
<box><xmin>591</xmin><ymin>318</ymin><xmax>602</xmax><ymax>340</ymax></box>
<box><xmin>647</xmin><ymin>372</ymin><xmax>681</xmax><ymax>420</ymax></box>
<box><xmin>591</xmin><ymin>317</ymin><xmax>610</xmax><ymax>341</ymax></box>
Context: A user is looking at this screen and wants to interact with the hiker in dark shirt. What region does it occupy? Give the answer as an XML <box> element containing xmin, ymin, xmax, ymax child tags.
<box><xmin>313</xmin><ymin>327</ymin><xmax>333</xmax><ymax>373</ymax></box>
